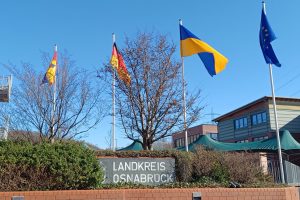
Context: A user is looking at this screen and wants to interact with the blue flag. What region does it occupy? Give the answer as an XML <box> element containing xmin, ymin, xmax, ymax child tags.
<box><xmin>259</xmin><ymin>2</ymin><xmax>281</xmax><ymax>67</ymax></box>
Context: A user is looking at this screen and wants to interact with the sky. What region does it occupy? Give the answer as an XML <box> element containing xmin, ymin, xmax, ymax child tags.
<box><xmin>1</xmin><ymin>0</ymin><xmax>300</xmax><ymax>149</ymax></box>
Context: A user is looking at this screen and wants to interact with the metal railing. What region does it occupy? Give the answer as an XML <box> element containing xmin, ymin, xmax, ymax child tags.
<box><xmin>268</xmin><ymin>159</ymin><xmax>300</xmax><ymax>186</ymax></box>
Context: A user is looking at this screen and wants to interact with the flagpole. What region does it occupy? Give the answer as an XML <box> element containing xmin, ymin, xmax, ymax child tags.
<box><xmin>268</xmin><ymin>63</ymin><xmax>285</xmax><ymax>183</ymax></box>
<box><xmin>112</xmin><ymin>33</ymin><xmax>116</xmax><ymax>151</ymax></box>
<box><xmin>51</xmin><ymin>44</ymin><xmax>57</xmax><ymax>143</ymax></box>
<box><xmin>179</xmin><ymin>19</ymin><xmax>188</xmax><ymax>152</ymax></box>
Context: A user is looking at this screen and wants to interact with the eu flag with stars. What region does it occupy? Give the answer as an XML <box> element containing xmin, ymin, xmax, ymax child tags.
<box><xmin>259</xmin><ymin>2</ymin><xmax>281</xmax><ymax>67</ymax></box>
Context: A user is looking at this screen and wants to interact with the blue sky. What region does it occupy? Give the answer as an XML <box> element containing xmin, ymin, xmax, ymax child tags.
<box><xmin>1</xmin><ymin>1</ymin><xmax>300</xmax><ymax>148</ymax></box>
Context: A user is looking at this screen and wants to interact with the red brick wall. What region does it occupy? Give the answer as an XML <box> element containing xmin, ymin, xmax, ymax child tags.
<box><xmin>0</xmin><ymin>187</ymin><xmax>298</xmax><ymax>200</ymax></box>
<box><xmin>172</xmin><ymin>124</ymin><xmax>218</xmax><ymax>147</ymax></box>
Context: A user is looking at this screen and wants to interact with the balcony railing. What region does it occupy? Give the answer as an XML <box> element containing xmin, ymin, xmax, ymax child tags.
<box><xmin>0</xmin><ymin>75</ymin><xmax>12</xmax><ymax>102</ymax></box>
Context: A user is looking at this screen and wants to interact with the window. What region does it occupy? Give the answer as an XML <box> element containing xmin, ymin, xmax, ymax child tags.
<box><xmin>181</xmin><ymin>138</ymin><xmax>184</xmax><ymax>146</ymax></box>
<box><xmin>193</xmin><ymin>135</ymin><xmax>198</xmax><ymax>142</ymax></box>
<box><xmin>262</xmin><ymin>112</ymin><xmax>267</xmax><ymax>122</ymax></box>
<box><xmin>251</xmin><ymin>112</ymin><xmax>267</xmax><ymax>126</ymax></box>
<box><xmin>209</xmin><ymin>133</ymin><xmax>218</xmax><ymax>140</ymax></box>
<box><xmin>175</xmin><ymin>138</ymin><xmax>185</xmax><ymax>147</ymax></box>
<box><xmin>244</xmin><ymin>118</ymin><xmax>248</xmax><ymax>127</ymax></box>
<box><xmin>234</xmin><ymin>117</ymin><xmax>248</xmax><ymax>129</ymax></box>
<box><xmin>252</xmin><ymin>115</ymin><xmax>257</xmax><ymax>125</ymax></box>
<box><xmin>175</xmin><ymin>139</ymin><xmax>179</xmax><ymax>147</ymax></box>
<box><xmin>235</xmin><ymin>120</ymin><xmax>239</xmax><ymax>128</ymax></box>
<box><xmin>239</xmin><ymin>118</ymin><xmax>244</xmax><ymax>128</ymax></box>
<box><xmin>257</xmin><ymin>114</ymin><xmax>262</xmax><ymax>123</ymax></box>
<box><xmin>253</xmin><ymin>136</ymin><xmax>268</xmax><ymax>141</ymax></box>
<box><xmin>236</xmin><ymin>139</ymin><xmax>249</xmax><ymax>143</ymax></box>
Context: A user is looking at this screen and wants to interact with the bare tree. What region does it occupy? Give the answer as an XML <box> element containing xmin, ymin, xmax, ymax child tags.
<box><xmin>104</xmin><ymin>130</ymin><xmax>112</xmax><ymax>149</ymax></box>
<box><xmin>1</xmin><ymin>51</ymin><xmax>106</xmax><ymax>142</ymax></box>
<box><xmin>111</xmin><ymin>32</ymin><xmax>203</xmax><ymax>150</ymax></box>
<box><xmin>152</xmin><ymin>137</ymin><xmax>173</xmax><ymax>150</ymax></box>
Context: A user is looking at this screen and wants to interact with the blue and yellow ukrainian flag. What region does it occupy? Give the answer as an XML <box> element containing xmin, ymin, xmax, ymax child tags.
<box><xmin>180</xmin><ymin>24</ymin><xmax>228</xmax><ymax>76</ymax></box>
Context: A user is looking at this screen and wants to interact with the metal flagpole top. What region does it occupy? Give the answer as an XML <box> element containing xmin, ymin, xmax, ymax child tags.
<box><xmin>112</xmin><ymin>33</ymin><xmax>116</xmax><ymax>43</ymax></box>
<box><xmin>262</xmin><ymin>1</ymin><xmax>266</xmax><ymax>13</ymax></box>
<box><xmin>179</xmin><ymin>19</ymin><xmax>183</xmax><ymax>25</ymax></box>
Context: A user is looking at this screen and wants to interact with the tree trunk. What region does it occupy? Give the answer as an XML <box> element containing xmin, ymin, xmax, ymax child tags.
<box><xmin>147</xmin><ymin>143</ymin><xmax>152</xmax><ymax>151</ymax></box>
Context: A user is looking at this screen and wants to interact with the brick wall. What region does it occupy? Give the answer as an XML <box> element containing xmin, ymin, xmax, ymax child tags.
<box><xmin>0</xmin><ymin>187</ymin><xmax>299</xmax><ymax>200</ymax></box>
<box><xmin>172</xmin><ymin>124</ymin><xmax>218</xmax><ymax>147</ymax></box>
<box><xmin>173</xmin><ymin>124</ymin><xmax>218</xmax><ymax>140</ymax></box>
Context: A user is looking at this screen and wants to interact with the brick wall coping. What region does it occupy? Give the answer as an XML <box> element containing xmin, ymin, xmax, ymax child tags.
<box><xmin>0</xmin><ymin>187</ymin><xmax>298</xmax><ymax>200</ymax></box>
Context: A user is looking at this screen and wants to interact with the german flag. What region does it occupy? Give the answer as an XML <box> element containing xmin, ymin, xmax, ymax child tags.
<box><xmin>42</xmin><ymin>49</ymin><xmax>57</xmax><ymax>85</ymax></box>
<box><xmin>110</xmin><ymin>43</ymin><xmax>131</xmax><ymax>85</ymax></box>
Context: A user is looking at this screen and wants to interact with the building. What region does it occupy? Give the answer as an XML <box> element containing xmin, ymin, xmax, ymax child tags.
<box><xmin>213</xmin><ymin>96</ymin><xmax>300</xmax><ymax>143</ymax></box>
<box><xmin>0</xmin><ymin>75</ymin><xmax>12</xmax><ymax>140</ymax></box>
<box><xmin>172</xmin><ymin>124</ymin><xmax>218</xmax><ymax>148</ymax></box>
<box><xmin>0</xmin><ymin>75</ymin><xmax>12</xmax><ymax>102</ymax></box>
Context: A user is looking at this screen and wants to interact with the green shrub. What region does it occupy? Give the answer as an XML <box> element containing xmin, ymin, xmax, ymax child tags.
<box><xmin>192</xmin><ymin>146</ymin><xmax>272</xmax><ymax>184</ymax></box>
<box><xmin>96</xmin><ymin>148</ymin><xmax>273</xmax><ymax>186</ymax></box>
<box><xmin>173</xmin><ymin>151</ymin><xmax>194</xmax><ymax>182</ymax></box>
<box><xmin>193</xmin><ymin>146</ymin><xmax>229</xmax><ymax>183</ymax></box>
<box><xmin>222</xmin><ymin>151</ymin><xmax>273</xmax><ymax>184</ymax></box>
<box><xmin>0</xmin><ymin>141</ymin><xmax>103</xmax><ymax>191</ymax></box>
<box><xmin>0</xmin><ymin>142</ymin><xmax>274</xmax><ymax>191</ymax></box>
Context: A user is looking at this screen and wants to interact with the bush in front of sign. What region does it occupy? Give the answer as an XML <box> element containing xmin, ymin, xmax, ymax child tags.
<box><xmin>173</xmin><ymin>151</ymin><xmax>194</xmax><ymax>182</ymax></box>
<box><xmin>96</xmin><ymin>149</ymin><xmax>274</xmax><ymax>187</ymax></box>
<box><xmin>0</xmin><ymin>140</ymin><xmax>103</xmax><ymax>191</ymax></box>
<box><xmin>192</xmin><ymin>146</ymin><xmax>273</xmax><ymax>185</ymax></box>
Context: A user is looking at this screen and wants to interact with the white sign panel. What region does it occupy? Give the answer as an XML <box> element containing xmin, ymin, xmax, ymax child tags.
<box><xmin>99</xmin><ymin>157</ymin><xmax>175</xmax><ymax>185</ymax></box>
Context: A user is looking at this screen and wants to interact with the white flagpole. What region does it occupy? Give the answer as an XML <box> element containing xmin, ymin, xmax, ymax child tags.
<box><xmin>263</xmin><ymin>1</ymin><xmax>285</xmax><ymax>184</ymax></box>
<box><xmin>179</xmin><ymin>19</ymin><xmax>188</xmax><ymax>152</ymax></box>
<box><xmin>112</xmin><ymin>33</ymin><xmax>116</xmax><ymax>151</ymax></box>
<box><xmin>51</xmin><ymin>44</ymin><xmax>57</xmax><ymax>143</ymax></box>
<box><xmin>268</xmin><ymin>63</ymin><xmax>285</xmax><ymax>183</ymax></box>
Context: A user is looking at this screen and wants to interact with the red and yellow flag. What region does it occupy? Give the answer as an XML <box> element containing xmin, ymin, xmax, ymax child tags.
<box><xmin>42</xmin><ymin>50</ymin><xmax>57</xmax><ymax>85</ymax></box>
<box><xmin>110</xmin><ymin>43</ymin><xmax>131</xmax><ymax>85</ymax></box>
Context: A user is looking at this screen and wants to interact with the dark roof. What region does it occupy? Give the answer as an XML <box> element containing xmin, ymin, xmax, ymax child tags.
<box><xmin>117</xmin><ymin>140</ymin><xmax>143</xmax><ymax>151</ymax></box>
<box><xmin>177</xmin><ymin>130</ymin><xmax>300</xmax><ymax>152</ymax></box>
<box><xmin>213</xmin><ymin>96</ymin><xmax>300</xmax><ymax>122</ymax></box>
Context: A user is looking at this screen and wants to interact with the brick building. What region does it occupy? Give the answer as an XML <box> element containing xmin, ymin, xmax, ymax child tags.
<box><xmin>172</xmin><ymin>124</ymin><xmax>218</xmax><ymax>148</ymax></box>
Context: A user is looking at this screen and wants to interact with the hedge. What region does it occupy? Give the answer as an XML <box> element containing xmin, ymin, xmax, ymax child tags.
<box><xmin>0</xmin><ymin>141</ymin><xmax>274</xmax><ymax>191</ymax></box>
<box><xmin>0</xmin><ymin>141</ymin><xmax>103</xmax><ymax>191</ymax></box>
<box><xmin>96</xmin><ymin>147</ymin><xmax>274</xmax><ymax>186</ymax></box>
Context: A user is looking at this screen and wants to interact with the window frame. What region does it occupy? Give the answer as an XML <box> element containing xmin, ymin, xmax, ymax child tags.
<box><xmin>234</xmin><ymin>116</ymin><xmax>248</xmax><ymax>130</ymax></box>
<box><xmin>251</xmin><ymin>111</ymin><xmax>267</xmax><ymax>126</ymax></box>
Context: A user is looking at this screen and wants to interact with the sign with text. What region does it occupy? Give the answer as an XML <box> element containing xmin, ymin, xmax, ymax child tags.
<box><xmin>99</xmin><ymin>157</ymin><xmax>175</xmax><ymax>185</ymax></box>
